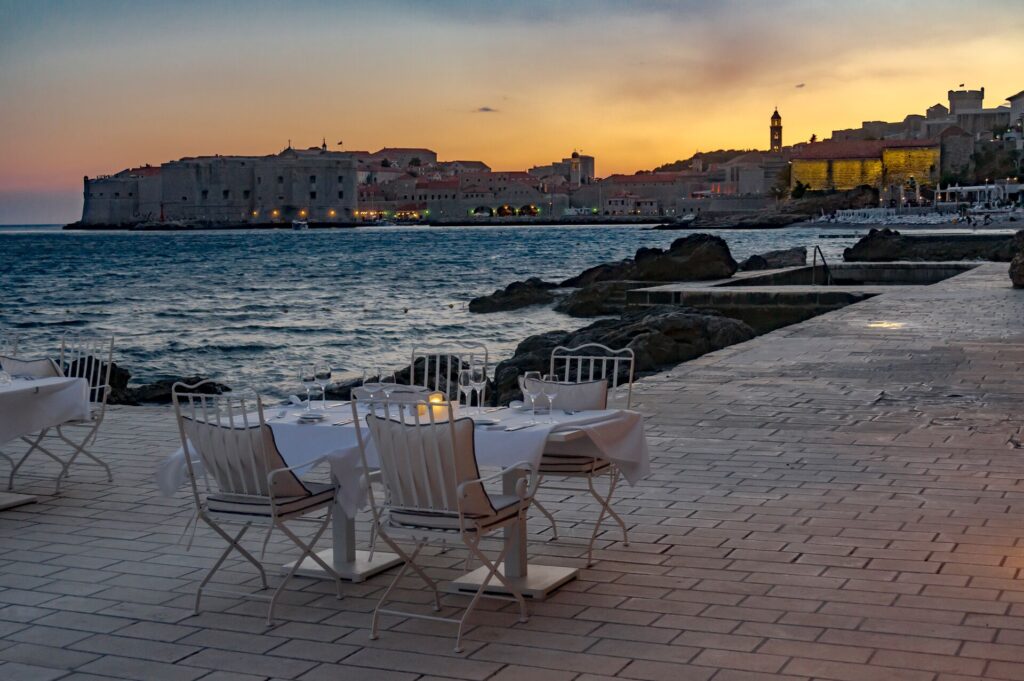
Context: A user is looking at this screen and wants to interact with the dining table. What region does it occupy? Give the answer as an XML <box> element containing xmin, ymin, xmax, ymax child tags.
<box><xmin>0</xmin><ymin>375</ymin><xmax>90</xmax><ymax>509</ymax></box>
<box><xmin>158</xmin><ymin>400</ymin><xmax>650</xmax><ymax>599</ymax></box>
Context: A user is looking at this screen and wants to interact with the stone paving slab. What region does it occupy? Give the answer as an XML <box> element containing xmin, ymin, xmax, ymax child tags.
<box><xmin>1</xmin><ymin>263</ymin><xmax>1023</xmax><ymax>680</ymax></box>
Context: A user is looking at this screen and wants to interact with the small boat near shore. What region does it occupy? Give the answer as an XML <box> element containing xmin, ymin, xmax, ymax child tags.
<box><xmin>291</xmin><ymin>219</ymin><xmax>309</xmax><ymax>230</ymax></box>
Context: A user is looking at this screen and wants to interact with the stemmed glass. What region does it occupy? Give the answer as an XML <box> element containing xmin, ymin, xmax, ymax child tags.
<box><xmin>542</xmin><ymin>374</ymin><xmax>560</xmax><ymax>423</ymax></box>
<box><xmin>361</xmin><ymin>367</ymin><xmax>382</xmax><ymax>399</ymax></box>
<box><xmin>314</xmin><ymin>363</ymin><xmax>333</xmax><ymax>410</ymax></box>
<box><xmin>299</xmin><ymin>365</ymin><xmax>317</xmax><ymax>411</ymax></box>
<box><xmin>522</xmin><ymin>371</ymin><xmax>542</xmax><ymax>422</ymax></box>
<box><xmin>470</xmin><ymin>362</ymin><xmax>488</xmax><ymax>414</ymax></box>
<box><xmin>379</xmin><ymin>369</ymin><xmax>397</xmax><ymax>399</ymax></box>
<box><xmin>458</xmin><ymin>368</ymin><xmax>473</xmax><ymax>410</ymax></box>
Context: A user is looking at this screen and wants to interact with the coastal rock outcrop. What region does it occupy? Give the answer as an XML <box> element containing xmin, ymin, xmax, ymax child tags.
<box><xmin>739</xmin><ymin>246</ymin><xmax>807</xmax><ymax>271</ymax></box>
<box><xmin>553</xmin><ymin>281</ymin><xmax>647</xmax><ymax>317</ymax></box>
<box><xmin>491</xmin><ymin>306</ymin><xmax>755</xmax><ymax>404</ymax></box>
<box><xmin>654</xmin><ymin>212</ymin><xmax>808</xmax><ymax>230</ymax></box>
<box><xmin>468</xmin><ymin>277</ymin><xmax>558</xmax><ymax>313</ymax></box>
<box><xmin>843</xmin><ymin>228</ymin><xmax>1020</xmax><ymax>262</ymax></box>
<box><xmin>1011</xmin><ymin>231</ymin><xmax>1024</xmax><ymax>288</ymax></box>
<box><xmin>118</xmin><ymin>376</ymin><xmax>231</xmax><ymax>405</ymax></box>
<box><xmin>559</xmin><ymin>234</ymin><xmax>738</xmax><ymax>287</ymax></box>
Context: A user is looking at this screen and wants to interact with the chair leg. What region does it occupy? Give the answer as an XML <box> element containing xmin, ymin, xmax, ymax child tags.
<box><xmin>57</xmin><ymin>426</ymin><xmax>112</xmax><ymax>485</ymax></box>
<box><xmin>378</xmin><ymin>532</ymin><xmax>441</xmax><ymax>609</ymax></box>
<box><xmin>531</xmin><ymin>493</ymin><xmax>560</xmax><ymax>541</ymax></box>
<box><xmin>195</xmin><ymin>523</ymin><xmax>253</xmax><ymax>615</ymax></box>
<box><xmin>456</xmin><ymin>533</ymin><xmax>525</xmax><ymax>654</ymax></box>
<box><xmin>10</xmin><ymin>430</ymin><xmax>56</xmax><ymax>490</ymax></box>
<box><xmin>584</xmin><ymin>466</ymin><xmax>628</xmax><ymax>567</ymax></box>
<box><xmin>202</xmin><ymin>515</ymin><xmax>268</xmax><ymax>588</ymax></box>
<box><xmin>272</xmin><ymin>509</ymin><xmax>339</xmax><ymax>626</ymax></box>
<box><xmin>371</xmin><ymin>538</ymin><xmax>432</xmax><ymax>643</ymax></box>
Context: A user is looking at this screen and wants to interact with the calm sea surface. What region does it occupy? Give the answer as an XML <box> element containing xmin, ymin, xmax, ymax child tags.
<box><xmin>1</xmin><ymin>223</ymin><xmax>867</xmax><ymax>394</ymax></box>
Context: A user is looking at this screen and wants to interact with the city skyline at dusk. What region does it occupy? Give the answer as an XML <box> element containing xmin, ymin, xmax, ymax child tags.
<box><xmin>1</xmin><ymin>0</ymin><xmax>1022</xmax><ymax>223</ymax></box>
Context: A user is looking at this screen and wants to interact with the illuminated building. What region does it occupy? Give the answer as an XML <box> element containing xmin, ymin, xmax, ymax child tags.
<box><xmin>791</xmin><ymin>139</ymin><xmax>940</xmax><ymax>191</ymax></box>
<box><xmin>770</xmin><ymin>109</ymin><xmax>782</xmax><ymax>153</ymax></box>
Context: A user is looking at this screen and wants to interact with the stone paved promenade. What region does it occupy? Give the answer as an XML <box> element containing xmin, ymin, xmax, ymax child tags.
<box><xmin>2</xmin><ymin>263</ymin><xmax>1023</xmax><ymax>681</ymax></box>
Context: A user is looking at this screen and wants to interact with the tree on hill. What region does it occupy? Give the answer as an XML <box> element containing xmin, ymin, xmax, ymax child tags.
<box><xmin>653</xmin><ymin>149</ymin><xmax>754</xmax><ymax>172</ymax></box>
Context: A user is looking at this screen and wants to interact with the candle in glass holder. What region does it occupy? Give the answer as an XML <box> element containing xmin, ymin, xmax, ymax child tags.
<box><xmin>417</xmin><ymin>392</ymin><xmax>455</xmax><ymax>420</ymax></box>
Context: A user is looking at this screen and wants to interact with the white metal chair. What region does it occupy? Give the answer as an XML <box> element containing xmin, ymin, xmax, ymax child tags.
<box><xmin>7</xmin><ymin>334</ymin><xmax>115</xmax><ymax>493</ymax></box>
<box><xmin>409</xmin><ymin>342</ymin><xmax>489</xmax><ymax>406</ymax></box>
<box><xmin>352</xmin><ymin>393</ymin><xmax>536</xmax><ymax>653</ymax></box>
<box><xmin>172</xmin><ymin>381</ymin><xmax>343</xmax><ymax>626</ymax></box>
<box><xmin>532</xmin><ymin>343</ymin><xmax>636</xmax><ymax>566</ymax></box>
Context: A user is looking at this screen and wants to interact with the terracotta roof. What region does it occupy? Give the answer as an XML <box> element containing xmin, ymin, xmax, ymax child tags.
<box><xmin>792</xmin><ymin>138</ymin><xmax>938</xmax><ymax>160</ymax></box>
<box><xmin>416</xmin><ymin>179</ymin><xmax>460</xmax><ymax>189</ymax></box>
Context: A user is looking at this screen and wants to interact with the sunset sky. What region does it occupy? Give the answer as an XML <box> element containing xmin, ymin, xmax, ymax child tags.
<box><xmin>1</xmin><ymin>0</ymin><xmax>1021</xmax><ymax>224</ymax></box>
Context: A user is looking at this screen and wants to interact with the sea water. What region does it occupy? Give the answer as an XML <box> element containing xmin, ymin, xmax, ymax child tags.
<box><xmin>1</xmin><ymin>223</ymin><xmax>860</xmax><ymax>394</ymax></box>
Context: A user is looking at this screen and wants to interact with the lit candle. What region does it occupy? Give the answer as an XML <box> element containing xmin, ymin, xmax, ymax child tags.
<box><xmin>417</xmin><ymin>392</ymin><xmax>455</xmax><ymax>420</ymax></box>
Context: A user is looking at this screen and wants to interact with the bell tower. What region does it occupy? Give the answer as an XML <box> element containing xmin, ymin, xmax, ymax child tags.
<box><xmin>770</xmin><ymin>108</ymin><xmax>782</xmax><ymax>152</ymax></box>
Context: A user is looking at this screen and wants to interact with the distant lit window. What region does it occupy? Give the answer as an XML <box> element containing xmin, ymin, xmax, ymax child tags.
<box><xmin>310</xmin><ymin>191</ymin><xmax>317</xmax><ymax>200</ymax></box>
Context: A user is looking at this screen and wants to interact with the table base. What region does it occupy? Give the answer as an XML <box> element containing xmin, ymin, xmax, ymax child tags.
<box><xmin>0</xmin><ymin>492</ymin><xmax>37</xmax><ymax>511</ymax></box>
<box><xmin>445</xmin><ymin>563</ymin><xmax>578</xmax><ymax>600</ymax></box>
<box><xmin>283</xmin><ymin>549</ymin><xmax>402</xmax><ymax>583</ymax></box>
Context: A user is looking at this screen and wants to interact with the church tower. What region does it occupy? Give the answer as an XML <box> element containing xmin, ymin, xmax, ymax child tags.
<box><xmin>770</xmin><ymin>108</ymin><xmax>782</xmax><ymax>152</ymax></box>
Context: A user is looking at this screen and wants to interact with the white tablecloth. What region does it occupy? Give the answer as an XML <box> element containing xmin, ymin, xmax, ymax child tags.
<box><xmin>0</xmin><ymin>377</ymin><xmax>90</xmax><ymax>445</ymax></box>
<box><xmin>157</xmin><ymin>404</ymin><xmax>650</xmax><ymax>515</ymax></box>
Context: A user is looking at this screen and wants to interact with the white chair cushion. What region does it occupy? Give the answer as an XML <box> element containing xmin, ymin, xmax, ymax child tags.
<box><xmin>521</xmin><ymin>377</ymin><xmax>607</xmax><ymax>411</ymax></box>
<box><xmin>388</xmin><ymin>493</ymin><xmax>522</xmax><ymax>531</ymax></box>
<box><xmin>367</xmin><ymin>415</ymin><xmax>495</xmax><ymax>520</ymax></box>
<box><xmin>0</xmin><ymin>356</ymin><xmax>61</xmax><ymax>379</ymax></box>
<box><xmin>206</xmin><ymin>481</ymin><xmax>336</xmax><ymax>517</ymax></box>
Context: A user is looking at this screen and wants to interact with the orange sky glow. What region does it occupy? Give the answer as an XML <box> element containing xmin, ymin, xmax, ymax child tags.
<box><xmin>1</xmin><ymin>0</ymin><xmax>1022</xmax><ymax>223</ymax></box>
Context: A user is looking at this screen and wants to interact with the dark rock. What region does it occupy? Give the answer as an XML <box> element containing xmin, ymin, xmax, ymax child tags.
<box><xmin>629</xmin><ymin>234</ymin><xmax>738</xmax><ymax>281</ymax></box>
<box><xmin>491</xmin><ymin>307</ymin><xmax>755</xmax><ymax>404</ymax></box>
<box><xmin>1011</xmin><ymin>231</ymin><xmax>1024</xmax><ymax>288</ymax></box>
<box><xmin>559</xmin><ymin>260</ymin><xmax>632</xmax><ymax>288</ymax></box>
<box><xmin>844</xmin><ymin>228</ymin><xmax>1020</xmax><ymax>262</ymax></box>
<box><xmin>653</xmin><ymin>212</ymin><xmax>808</xmax><ymax>230</ymax></box>
<box><xmin>468</xmin><ymin>277</ymin><xmax>557</xmax><ymax>313</ymax></box>
<box><xmin>739</xmin><ymin>246</ymin><xmax>807</xmax><ymax>271</ymax></box>
<box><xmin>554</xmin><ymin>281</ymin><xmax>647</xmax><ymax>317</ymax></box>
<box><xmin>112</xmin><ymin>376</ymin><xmax>231</xmax><ymax>405</ymax></box>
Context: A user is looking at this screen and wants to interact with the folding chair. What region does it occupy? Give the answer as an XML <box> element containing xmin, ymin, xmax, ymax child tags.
<box><xmin>172</xmin><ymin>381</ymin><xmax>343</xmax><ymax>625</ymax></box>
<box><xmin>530</xmin><ymin>343</ymin><xmax>636</xmax><ymax>566</ymax></box>
<box><xmin>352</xmin><ymin>393</ymin><xmax>537</xmax><ymax>653</ymax></box>
<box><xmin>7</xmin><ymin>334</ymin><xmax>114</xmax><ymax>493</ymax></box>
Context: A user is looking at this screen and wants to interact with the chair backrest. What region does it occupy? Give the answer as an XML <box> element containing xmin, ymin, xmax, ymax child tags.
<box><xmin>172</xmin><ymin>382</ymin><xmax>308</xmax><ymax>507</ymax></box>
<box><xmin>0</xmin><ymin>356</ymin><xmax>61</xmax><ymax>379</ymax></box>
<box><xmin>550</xmin><ymin>343</ymin><xmax>635</xmax><ymax>409</ymax></box>
<box><xmin>521</xmin><ymin>376</ymin><xmax>608</xmax><ymax>411</ymax></box>
<box><xmin>351</xmin><ymin>395</ymin><xmax>493</xmax><ymax>521</ymax></box>
<box><xmin>0</xmin><ymin>333</ymin><xmax>18</xmax><ymax>358</ymax></box>
<box><xmin>59</xmin><ymin>334</ymin><xmax>115</xmax><ymax>407</ymax></box>
<box><xmin>351</xmin><ymin>384</ymin><xmax>431</xmax><ymax>400</ymax></box>
<box><xmin>409</xmin><ymin>342</ymin><xmax>489</xmax><ymax>404</ymax></box>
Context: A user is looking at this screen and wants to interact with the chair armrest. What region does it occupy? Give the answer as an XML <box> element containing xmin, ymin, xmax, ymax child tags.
<box><xmin>457</xmin><ymin>460</ymin><xmax>538</xmax><ymax>501</ymax></box>
<box><xmin>266</xmin><ymin>456</ymin><xmax>331</xmax><ymax>488</ymax></box>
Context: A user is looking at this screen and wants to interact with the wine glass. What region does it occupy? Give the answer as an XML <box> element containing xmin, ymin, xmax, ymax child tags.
<box><xmin>522</xmin><ymin>371</ymin><xmax>542</xmax><ymax>421</ymax></box>
<box><xmin>379</xmin><ymin>369</ymin><xmax>397</xmax><ymax>399</ymax></box>
<box><xmin>470</xmin><ymin>361</ymin><xmax>488</xmax><ymax>413</ymax></box>
<box><xmin>361</xmin><ymin>367</ymin><xmax>382</xmax><ymax>398</ymax></box>
<box><xmin>457</xmin><ymin>368</ymin><xmax>473</xmax><ymax>409</ymax></box>
<box><xmin>299</xmin><ymin>365</ymin><xmax>317</xmax><ymax>411</ymax></box>
<box><xmin>314</xmin><ymin>363</ymin><xmax>333</xmax><ymax>410</ymax></box>
<box><xmin>542</xmin><ymin>374</ymin><xmax>560</xmax><ymax>423</ymax></box>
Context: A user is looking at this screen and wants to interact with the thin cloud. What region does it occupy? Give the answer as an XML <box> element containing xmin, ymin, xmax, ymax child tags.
<box><xmin>795</xmin><ymin>83</ymin><xmax>806</xmax><ymax>88</ymax></box>
<box><xmin>475</xmin><ymin>106</ymin><xmax>498</xmax><ymax>113</ymax></box>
